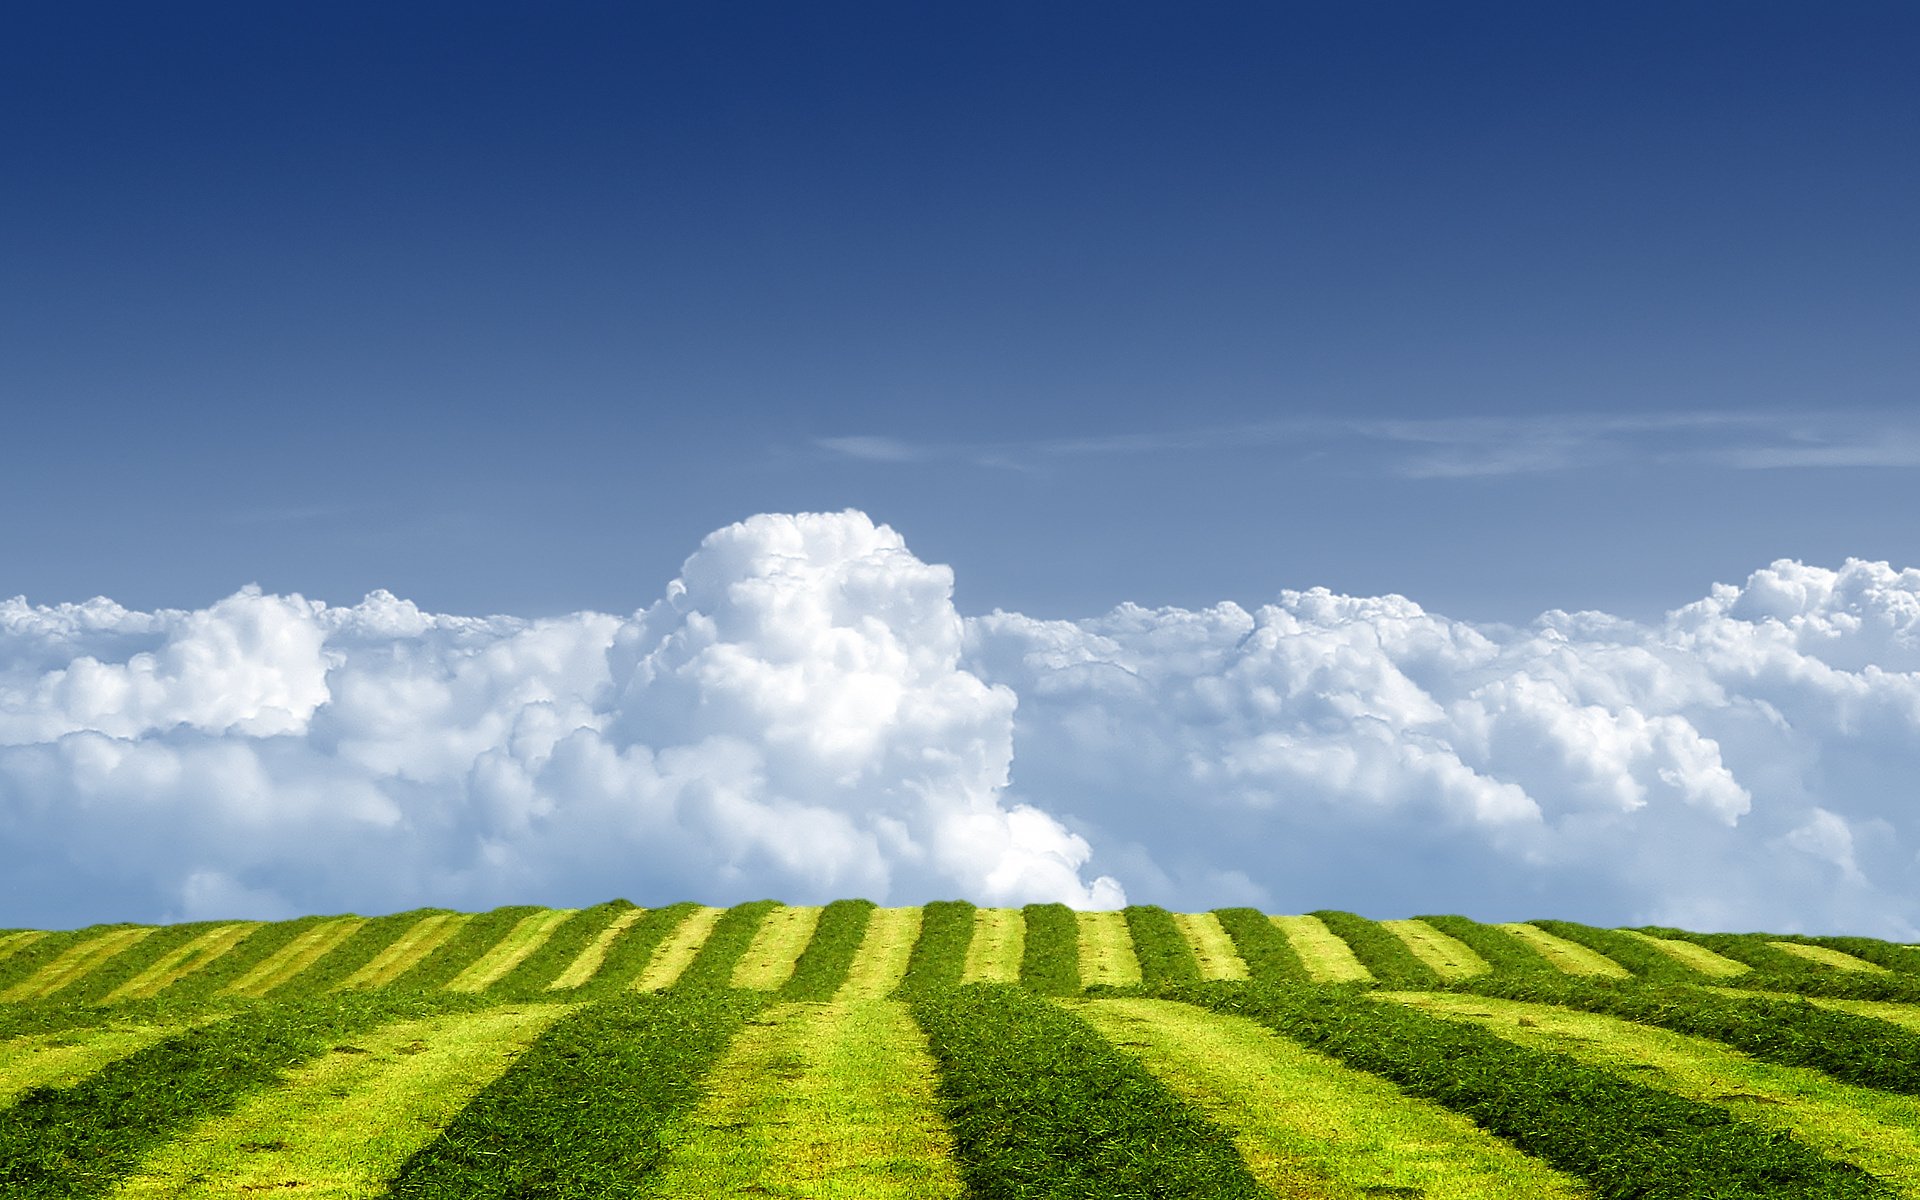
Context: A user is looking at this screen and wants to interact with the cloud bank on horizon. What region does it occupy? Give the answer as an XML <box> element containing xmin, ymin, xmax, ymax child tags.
<box><xmin>4</xmin><ymin>511</ymin><xmax>1917</xmax><ymax>938</ymax></box>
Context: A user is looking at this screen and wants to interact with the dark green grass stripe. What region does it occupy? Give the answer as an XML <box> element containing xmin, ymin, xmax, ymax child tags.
<box><xmin>779</xmin><ymin>898</ymin><xmax>875</xmax><ymax>1000</ymax></box>
<box><xmin>1783</xmin><ymin>935</ymin><xmax>1920</xmax><ymax>974</ymax></box>
<box><xmin>896</xmin><ymin>900</ymin><xmax>977</xmax><ymax>994</ymax></box>
<box><xmin>0</xmin><ymin>925</ymin><xmax>141</xmax><ymax>996</ymax></box>
<box><xmin>1416</xmin><ymin>915</ymin><xmax>1564</xmax><ymax>977</ymax></box>
<box><xmin>376</xmin><ymin>989</ymin><xmax>765</xmax><ymax>1199</ymax></box>
<box><xmin>672</xmin><ymin>900</ymin><xmax>779</xmax><ymax>990</ymax></box>
<box><xmin>1638</xmin><ymin>930</ymin><xmax>1920</xmax><ymax>1000</ymax></box>
<box><xmin>41</xmin><ymin>922</ymin><xmax>217</xmax><ymax>1005</ymax></box>
<box><xmin>1212</xmin><ymin>908</ymin><xmax>1311</xmax><ymax>983</ymax></box>
<box><xmin>1525</xmin><ymin>920</ymin><xmax>1707</xmax><ymax>984</ymax></box>
<box><xmin>1124</xmin><ymin>905</ymin><xmax>1203</xmax><ymax>988</ymax></box>
<box><xmin>1310</xmin><ymin>910</ymin><xmax>1442</xmax><ymax>988</ymax></box>
<box><xmin>907</xmin><ymin>983</ymin><xmax>1265</xmax><ymax>1199</ymax></box>
<box><xmin>0</xmin><ymin>991</ymin><xmax>481</xmax><ymax>1198</ymax></box>
<box><xmin>1017</xmin><ymin>903</ymin><xmax>1081</xmax><ymax>995</ymax></box>
<box><xmin>1457</xmin><ymin>975</ymin><xmax>1920</xmax><ymax>1097</ymax></box>
<box><xmin>386</xmin><ymin>905</ymin><xmax>548</xmax><ymax>992</ymax></box>
<box><xmin>1177</xmin><ymin>983</ymin><xmax>1892</xmax><ymax>1200</ymax></box>
<box><xmin>487</xmin><ymin>901</ymin><xmax>637</xmax><ymax>995</ymax></box>
<box><xmin>1640</xmin><ymin>928</ymin><xmax>1846</xmax><ymax>980</ymax></box>
<box><xmin>282</xmin><ymin>908</ymin><xmax>451</xmax><ymax>993</ymax></box>
<box><xmin>565</xmin><ymin>902</ymin><xmax>699</xmax><ymax>994</ymax></box>
<box><xmin>159</xmin><ymin>915</ymin><xmax>343</xmax><ymax>1001</ymax></box>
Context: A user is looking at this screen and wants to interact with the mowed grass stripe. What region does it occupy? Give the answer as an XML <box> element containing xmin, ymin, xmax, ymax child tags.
<box><xmin>378</xmin><ymin>990</ymin><xmax>765</xmax><ymax>1198</ymax></box>
<box><xmin>1803</xmin><ymin>997</ymin><xmax>1920</xmax><ymax>1034</ymax></box>
<box><xmin>2</xmin><ymin>928</ymin><xmax>157</xmax><ymax>1003</ymax></box>
<box><xmin>779</xmin><ymin>900</ymin><xmax>874</xmax><ymax>1001</ymax></box>
<box><xmin>1497</xmin><ymin>922</ymin><xmax>1630</xmax><ymax>977</ymax></box>
<box><xmin>645</xmin><ymin>999</ymin><xmax>964</xmax><ymax>1200</ymax></box>
<box><xmin>1077</xmin><ymin>998</ymin><xmax>1587</xmax><ymax>1200</ymax></box>
<box><xmin>1271</xmin><ymin>914</ymin><xmax>1372</xmax><ymax>983</ymax></box>
<box><xmin>1620</xmin><ymin>925</ymin><xmax>1758</xmax><ymax>975</ymax></box>
<box><xmin>108</xmin><ymin>1004</ymin><xmax>570</xmax><ymax>1199</ymax></box>
<box><xmin>1171</xmin><ymin>912</ymin><xmax>1249</xmax><ymax>982</ymax></box>
<box><xmin>548</xmin><ymin>907</ymin><xmax>646</xmax><ymax>990</ymax></box>
<box><xmin>1017</xmin><ymin>903</ymin><xmax>1081</xmax><ymax>995</ymax></box>
<box><xmin>959</xmin><ymin>908</ymin><xmax>1024</xmax><ymax>984</ymax></box>
<box><xmin>2</xmin><ymin>1025</ymin><xmax>193</xmax><ymax>1109</ymax></box>
<box><xmin>1527</xmin><ymin>921</ymin><xmax>1711</xmax><ymax>983</ymax></box>
<box><xmin>910</xmin><ymin>984</ymin><xmax>1264</xmax><ymax>1198</ymax></box>
<box><xmin>837</xmin><ymin>907</ymin><xmax>922</xmax><ymax>1000</ymax></box>
<box><xmin>1213</xmin><ymin>909</ymin><xmax>1311</xmax><ymax>982</ymax></box>
<box><xmin>106</xmin><ymin>924</ymin><xmax>260</xmax><ymax>1003</ymax></box>
<box><xmin>630</xmin><ymin>906</ymin><xmax>724</xmax><ymax>990</ymax></box>
<box><xmin>1769</xmin><ymin>941</ymin><xmax>1890</xmax><ymax>974</ymax></box>
<box><xmin>732</xmin><ymin>905</ymin><xmax>824</xmax><ymax>991</ymax></box>
<box><xmin>0</xmin><ymin>931</ymin><xmax>47</xmax><ymax>969</ymax></box>
<box><xmin>338</xmin><ymin>914</ymin><xmax>469</xmax><ymax>990</ymax></box>
<box><xmin>1076</xmin><ymin>910</ymin><xmax>1142</xmax><ymax>988</ymax></box>
<box><xmin>223</xmin><ymin>918</ymin><xmax>367</xmax><ymax>998</ymax></box>
<box><xmin>1382</xmin><ymin>918</ymin><xmax>1490</xmax><ymax>981</ymax></box>
<box><xmin>1391</xmin><ymin>990</ymin><xmax>1920</xmax><ymax>1192</ymax></box>
<box><xmin>446</xmin><ymin>910</ymin><xmax>576</xmax><ymax>993</ymax></box>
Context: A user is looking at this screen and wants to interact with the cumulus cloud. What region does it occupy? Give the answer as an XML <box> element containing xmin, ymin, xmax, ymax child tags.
<box><xmin>4</xmin><ymin>513</ymin><xmax>1918</xmax><ymax>938</ymax></box>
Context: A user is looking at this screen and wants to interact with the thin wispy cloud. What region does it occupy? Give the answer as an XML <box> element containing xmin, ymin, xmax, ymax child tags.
<box><xmin>816</xmin><ymin>410</ymin><xmax>1920</xmax><ymax>479</ymax></box>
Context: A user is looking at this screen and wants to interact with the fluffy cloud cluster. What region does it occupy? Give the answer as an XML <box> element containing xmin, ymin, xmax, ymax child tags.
<box><xmin>966</xmin><ymin>557</ymin><xmax>1920</xmax><ymax>938</ymax></box>
<box><xmin>0</xmin><ymin>513</ymin><xmax>1119</xmax><ymax>927</ymax></box>
<box><xmin>4</xmin><ymin>511</ymin><xmax>1917</xmax><ymax>937</ymax></box>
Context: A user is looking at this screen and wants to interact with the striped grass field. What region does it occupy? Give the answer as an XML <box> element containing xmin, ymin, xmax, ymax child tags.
<box><xmin>8</xmin><ymin>901</ymin><xmax>1920</xmax><ymax>1198</ymax></box>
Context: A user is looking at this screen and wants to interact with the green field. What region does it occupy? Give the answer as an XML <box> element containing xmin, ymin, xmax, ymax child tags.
<box><xmin>3</xmin><ymin>902</ymin><xmax>1919</xmax><ymax>1197</ymax></box>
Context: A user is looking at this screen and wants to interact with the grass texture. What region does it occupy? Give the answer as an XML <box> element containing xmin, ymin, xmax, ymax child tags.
<box><xmin>779</xmin><ymin>899</ymin><xmax>875</xmax><ymax>1001</ymax></box>
<box><xmin>1016</xmin><ymin>904</ymin><xmax>1081</xmax><ymax>996</ymax></box>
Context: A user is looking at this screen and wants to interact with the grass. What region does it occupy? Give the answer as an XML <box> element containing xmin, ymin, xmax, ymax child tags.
<box><xmin>779</xmin><ymin>899</ymin><xmax>874</xmax><ymax>1001</ymax></box>
<box><xmin>672</xmin><ymin>900</ymin><xmax>781</xmax><ymax>990</ymax></box>
<box><xmin>629</xmin><ymin>905</ymin><xmax>724</xmax><ymax>990</ymax></box>
<box><xmin>446</xmin><ymin>908</ymin><xmax>578</xmax><ymax>992</ymax></box>
<box><xmin>1</xmin><ymin>1022</ymin><xmax>197</xmax><ymax>1108</ymax></box>
<box><xmin>1380</xmin><ymin>918</ymin><xmax>1489</xmax><ymax>981</ymax></box>
<box><xmin>1495</xmin><ymin>922</ymin><xmax>1632</xmax><ymax>977</ymax></box>
<box><xmin>378</xmin><ymin>989</ymin><xmax>765</xmax><ymax>1198</ymax></box>
<box><xmin>836</xmin><ymin>907</ymin><xmax>922</xmax><ymax>1000</ymax></box>
<box><xmin>0</xmin><ymin>991</ymin><xmax>478</xmax><ymax>1198</ymax></box>
<box><xmin>335</xmin><ymin>912</ymin><xmax>470</xmax><ymax>990</ymax></box>
<box><xmin>488</xmin><ymin>901</ymin><xmax>638</xmax><ymax>994</ymax></box>
<box><xmin>222</xmin><ymin>917</ymin><xmax>367</xmax><ymax>998</ymax></box>
<box><xmin>110</xmin><ymin>1003</ymin><xmax>571</xmax><ymax>1198</ymax></box>
<box><xmin>644</xmin><ymin>999</ymin><xmax>965</xmax><ymax>1199</ymax></box>
<box><xmin>896</xmin><ymin>901</ymin><xmax>976</xmax><ymax>994</ymax></box>
<box><xmin>1177</xmin><ymin>982</ymin><xmax>1894</xmax><ymax>1200</ymax></box>
<box><xmin>1076</xmin><ymin>996</ymin><xmax>1588</xmax><ymax>1200</ymax></box>
<box><xmin>1310</xmin><ymin>911</ymin><xmax>1441</xmax><ymax>988</ymax></box>
<box><xmin>1413</xmin><ymin>915</ymin><xmax>1563</xmax><ymax>978</ymax></box>
<box><xmin>1125</xmin><ymin>905</ymin><xmax>1205</xmax><ymax>988</ymax></box>
<box><xmin>1390</xmin><ymin>990</ymin><xmax>1920</xmax><ymax>1192</ymax></box>
<box><xmin>1016</xmin><ymin>904</ymin><xmax>1081</xmax><ymax>995</ymax></box>
<box><xmin>1269</xmin><ymin>914</ymin><xmax>1372</xmax><ymax>983</ymax></box>
<box><xmin>1212</xmin><ymin>908</ymin><xmax>1311</xmax><ymax>983</ymax></box>
<box><xmin>1768</xmin><ymin>941</ymin><xmax>1891</xmax><ymax>974</ymax></box>
<box><xmin>909</xmin><ymin>984</ymin><xmax>1267</xmax><ymax>1199</ymax></box>
<box><xmin>103</xmin><ymin>923</ymin><xmax>260</xmax><ymax>1002</ymax></box>
<box><xmin>386</xmin><ymin>906</ymin><xmax>549</xmax><ymax>992</ymax></box>
<box><xmin>1</xmin><ymin>926</ymin><xmax>156</xmax><ymax>1003</ymax></box>
<box><xmin>959</xmin><ymin>908</ymin><xmax>1025</xmax><ymax>984</ymax></box>
<box><xmin>733</xmin><ymin>905</ymin><xmax>825</xmax><ymax>990</ymax></box>
<box><xmin>1074</xmin><ymin>910</ymin><xmax>1142</xmax><ymax>988</ymax></box>
<box><xmin>1170</xmin><ymin>912</ymin><xmax>1249</xmax><ymax>982</ymax></box>
<box><xmin>546</xmin><ymin>905</ymin><xmax>656</xmax><ymax>990</ymax></box>
<box><xmin>1615</xmin><ymin>928</ymin><xmax>1751</xmax><ymax>978</ymax></box>
<box><xmin>1525</xmin><ymin>920</ymin><xmax>1730</xmax><ymax>984</ymax></box>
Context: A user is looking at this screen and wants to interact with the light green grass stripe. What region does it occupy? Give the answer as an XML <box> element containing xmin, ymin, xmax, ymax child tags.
<box><xmin>1496</xmin><ymin>922</ymin><xmax>1630</xmax><ymax>977</ymax></box>
<box><xmin>1</xmin><ymin>927</ymin><xmax>157</xmax><ymax>1002</ymax></box>
<box><xmin>549</xmin><ymin>906</ymin><xmax>646</xmax><ymax>989</ymax></box>
<box><xmin>105</xmin><ymin>923</ymin><xmax>260</xmax><ymax>1003</ymax></box>
<box><xmin>1389</xmin><ymin>990</ymin><xmax>1920</xmax><ymax>1192</ymax></box>
<box><xmin>1077</xmin><ymin>998</ymin><xmax>1586</xmax><ymax>1200</ymax></box>
<box><xmin>959</xmin><ymin>908</ymin><xmax>1025</xmax><ymax>984</ymax></box>
<box><xmin>1075</xmin><ymin>910</ymin><xmax>1142</xmax><ymax>988</ymax></box>
<box><xmin>1</xmin><ymin>1023</ymin><xmax>192</xmax><ymax>1108</ymax></box>
<box><xmin>1172</xmin><ymin>912</ymin><xmax>1249</xmax><ymax>982</ymax></box>
<box><xmin>646</xmin><ymin>998</ymin><xmax>964</xmax><ymax>1200</ymax></box>
<box><xmin>222</xmin><ymin>918</ymin><xmax>367</xmax><ymax>998</ymax></box>
<box><xmin>631</xmin><ymin>906</ymin><xmax>724</xmax><ymax>991</ymax></box>
<box><xmin>839</xmin><ymin>907</ymin><xmax>922</xmax><ymax>1000</ymax></box>
<box><xmin>446</xmin><ymin>909</ymin><xmax>577</xmax><ymax>993</ymax></box>
<box><xmin>1381</xmin><ymin>919</ymin><xmax>1489</xmax><ymax>981</ymax></box>
<box><xmin>1771</xmin><ymin>941</ymin><xmax>1891</xmax><ymax>974</ymax></box>
<box><xmin>1713</xmin><ymin>988</ymin><xmax>1920</xmax><ymax>1035</ymax></box>
<box><xmin>733</xmin><ymin>905</ymin><xmax>825</xmax><ymax>990</ymax></box>
<box><xmin>0</xmin><ymin>931</ymin><xmax>47</xmax><ymax>969</ymax></box>
<box><xmin>1616</xmin><ymin>928</ymin><xmax>1749</xmax><ymax>977</ymax></box>
<box><xmin>108</xmin><ymin>1003</ymin><xmax>572</xmax><ymax>1199</ymax></box>
<box><xmin>1271</xmin><ymin>914</ymin><xmax>1371</xmax><ymax>983</ymax></box>
<box><xmin>337</xmin><ymin>913</ymin><xmax>469</xmax><ymax>990</ymax></box>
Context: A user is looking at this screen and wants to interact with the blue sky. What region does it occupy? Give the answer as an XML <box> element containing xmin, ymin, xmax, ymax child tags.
<box><xmin>6</xmin><ymin>2</ymin><xmax>1917</xmax><ymax>624</ymax></box>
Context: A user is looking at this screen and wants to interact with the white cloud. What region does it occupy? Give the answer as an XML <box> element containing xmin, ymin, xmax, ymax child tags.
<box><xmin>3</xmin><ymin>516</ymin><xmax>1918</xmax><ymax>938</ymax></box>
